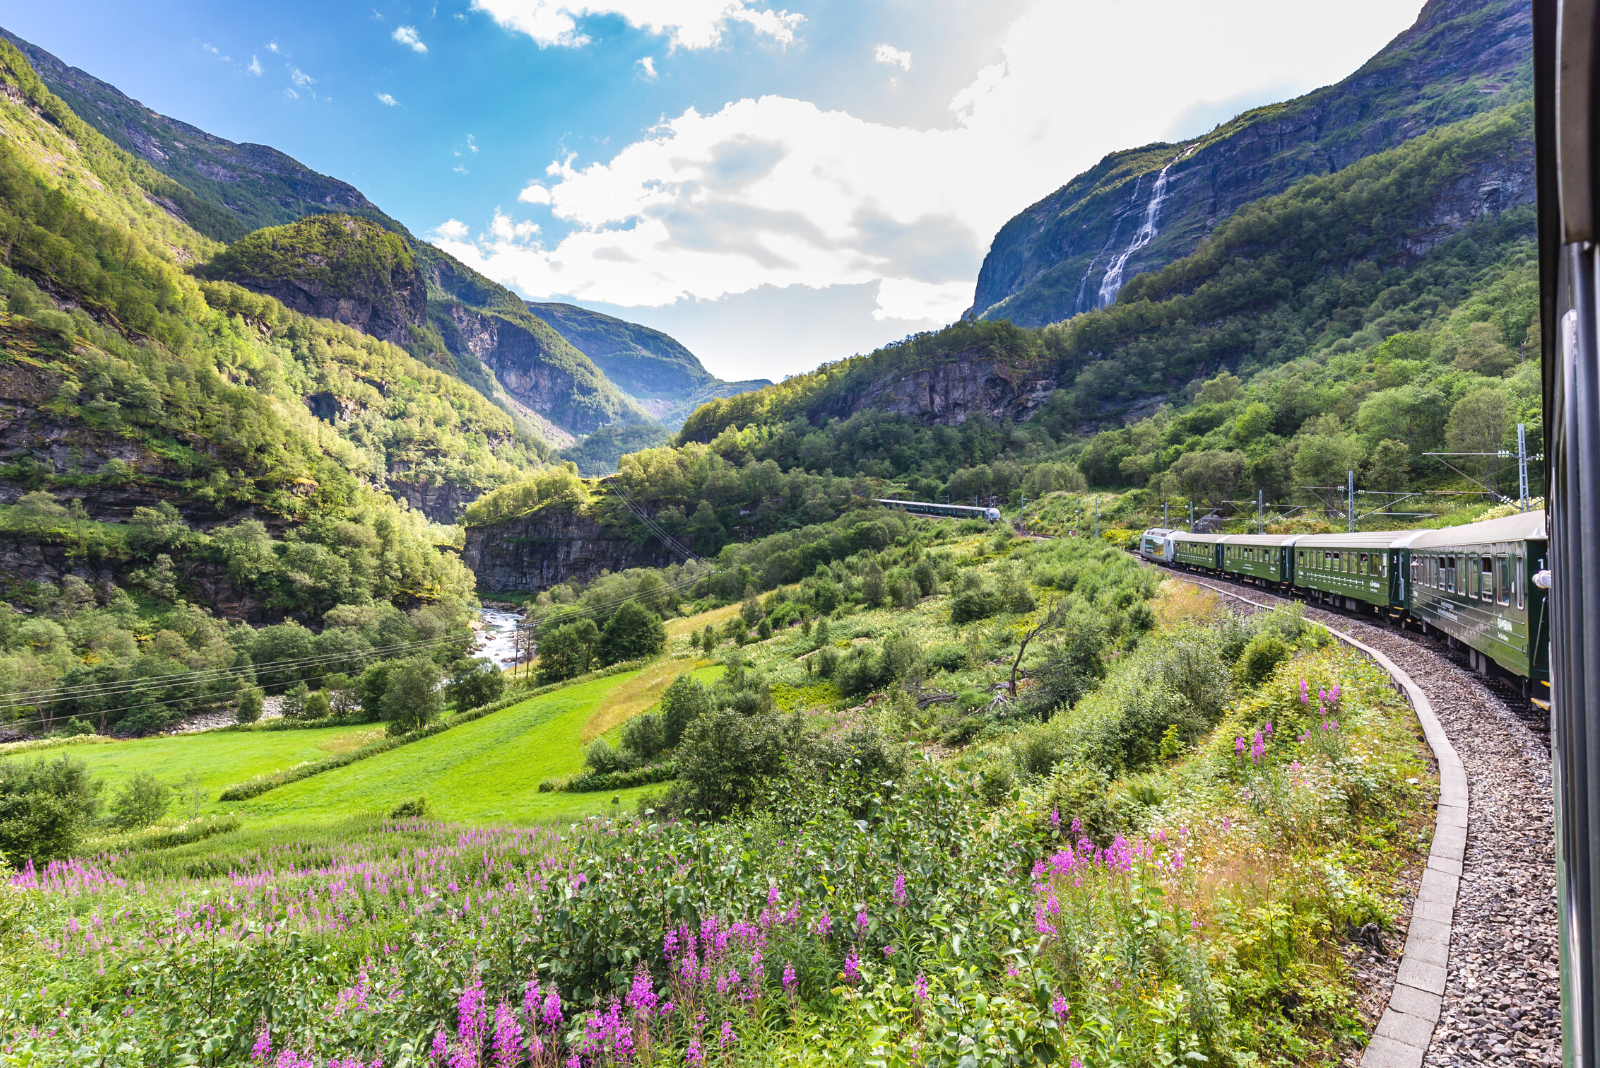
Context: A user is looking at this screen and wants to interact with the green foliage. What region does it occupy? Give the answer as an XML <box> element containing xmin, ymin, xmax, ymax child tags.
<box><xmin>202</xmin><ymin>214</ymin><xmax>416</xmax><ymax>294</ymax></box>
<box><xmin>109</xmin><ymin>771</ymin><xmax>170</xmax><ymax>829</ymax></box>
<box><xmin>597</xmin><ymin>600</ymin><xmax>666</xmax><ymax>665</ymax></box>
<box><xmin>445</xmin><ymin>657</ymin><xmax>506</xmax><ymax>712</ymax></box>
<box><xmin>381</xmin><ymin>656</ymin><xmax>444</xmax><ymax>735</ymax></box>
<box><xmin>667</xmin><ymin>708</ymin><xmax>803</xmax><ymax>818</ymax></box>
<box><xmin>1238</xmin><ymin>634</ymin><xmax>1293</xmax><ymax>687</ymax></box>
<box><xmin>388</xmin><ymin>794</ymin><xmax>432</xmax><ymax>820</ymax></box>
<box><xmin>659</xmin><ymin>673</ymin><xmax>712</xmax><ymax>747</ymax></box>
<box><xmin>0</xmin><ymin>755</ymin><xmax>102</xmax><ymax>862</ymax></box>
<box><xmin>537</xmin><ymin>619</ymin><xmax>600</xmax><ymax>684</ymax></box>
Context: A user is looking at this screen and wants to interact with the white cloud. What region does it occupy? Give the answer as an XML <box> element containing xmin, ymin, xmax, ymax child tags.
<box><xmin>470</xmin><ymin>0</ymin><xmax>802</xmax><ymax>50</ymax></box>
<box><xmin>376</xmin><ymin>92</ymin><xmax>398</xmax><ymax>106</ymax></box>
<box><xmin>266</xmin><ymin>41</ymin><xmax>280</xmax><ymax>53</ymax></box>
<box><xmin>290</xmin><ymin>67</ymin><xmax>316</xmax><ymax>88</ymax></box>
<box><xmin>284</xmin><ymin>87</ymin><xmax>299</xmax><ymax>100</ymax></box>
<box><xmin>874</xmin><ymin>44</ymin><xmax>911</xmax><ymax>71</ymax></box>
<box><xmin>434</xmin><ymin>219</ymin><xmax>471</xmax><ymax>240</ymax></box>
<box><xmin>468</xmin><ymin>134</ymin><xmax>479</xmax><ymax>153</ymax></box>
<box><xmin>440</xmin><ymin>0</ymin><xmax>1428</xmax><ymax>327</ymax></box>
<box><xmin>393</xmin><ymin>25</ymin><xmax>428</xmax><ymax>52</ymax></box>
<box><xmin>248</xmin><ymin>55</ymin><xmax>263</xmax><ymax>75</ymax></box>
<box><xmin>636</xmin><ymin>55</ymin><xmax>657</xmax><ymax>79</ymax></box>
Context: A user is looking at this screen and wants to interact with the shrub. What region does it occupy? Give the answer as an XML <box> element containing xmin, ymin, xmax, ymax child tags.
<box><xmin>1021</xmin><ymin>613</ymin><xmax>1109</xmax><ymax>718</ymax></box>
<box><xmin>389</xmin><ymin>795</ymin><xmax>432</xmax><ymax>819</ymax></box>
<box><xmin>620</xmin><ymin>712</ymin><xmax>667</xmax><ymax>765</ymax></box>
<box><xmin>281</xmin><ymin>682</ymin><xmax>311</xmax><ymax>720</ymax></box>
<box><xmin>235</xmin><ymin>686</ymin><xmax>265</xmax><ymax>725</ymax></box>
<box><xmin>539</xmin><ymin>619</ymin><xmax>599</xmax><ymax>683</ymax></box>
<box><xmin>0</xmin><ymin>756</ymin><xmax>102</xmax><ymax>862</ymax></box>
<box><xmin>660</xmin><ymin>675</ymin><xmax>713</xmax><ymax>747</ymax></box>
<box><xmin>585</xmin><ymin>739</ymin><xmax>621</xmax><ymax>775</ymax></box>
<box><xmin>302</xmin><ymin>690</ymin><xmax>331</xmax><ymax>720</ymax></box>
<box><xmin>1238</xmin><ymin>634</ymin><xmax>1292</xmax><ymax>687</ymax></box>
<box><xmin>110</xmin><ymin>772</ymin><xmax>169</xmax><ymax>829</ymax></box>
<box><xmin>950</xmin><ymin>573</ymin><xmax>1002</xmax><ymax>624</ymax></box>
<box><xmin>669</xmin><ymin>709</ymin><xmax>802</xmax><ymax>818</ymax></box>
<box><xmin>599</xmin><ymin>601</ymin><xmax>667</xmax><ymax>665</ymax></box>
<box><xmin>925</xmin><ymin>642</ymin><xmax>971</xmax><ymax>674</ymax></box>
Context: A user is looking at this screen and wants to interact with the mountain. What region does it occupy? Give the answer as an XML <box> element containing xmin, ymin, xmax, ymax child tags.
<box><xmin>523</xmin><ymin>302</ymin><xmax>771</xmax><ymax>429</ymax></box>
<box><xmin>0</xmin><ymin>28</ymin><xmax>401</xmax><ymax>241</ymax></box>
<box><xmin>968</xmin><ymin>0</ymin><xmax>1532</xmax><ymax>327</ymax></box>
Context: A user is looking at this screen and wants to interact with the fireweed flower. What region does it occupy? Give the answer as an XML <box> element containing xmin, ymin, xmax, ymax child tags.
<box><xmin>1235</xmin><ymin>736</ymin><xmax>1247</xmax><ymax>755</ymax></box>
<box><xmin>720</xmin><ymin>1020</ymin><xmax>736</xmax><ymax>1047</ymax></box>
<box><xmin>491</xmin><ymin>1002</ymin><xmax>522</xmax><ymax>1068</ymax></box>
<box><xmin>1300</xmin><ymin>679</ymin><xmax>1309</xmax><ymax>703</ymax></box>
<box><xmin>1051</xmin><ymin>994</ymin><xmax>1069</xmax><ymax>1018</ymax></box>
<box><xmin>892</xmin><ymin>869</ymin><xmax>907</xmax><ymax>907</ymax></box>
<box><xmin>1049</xmin><ymin>808</ymin><xmax>1062</xmax><ymax>830</ymax></box>
<box><xmin>782</xmin><ymin>964</ymin><xmax>797</xmax><ymax>994</ymax></box>
<box><xmin>541</xmin><ymin>989</ymin><xmax>563</xmax><ymax>1031</ymax></box>
<box><xmin>843</xmin><ymin>951</ymin><xmax>861</xmax><ymax>983</ymax></box>
<box><xmin>855</xmin><ymin>909</ymin><xmax>869</xmax><ymax>935</ymax></box>
<box><xmin>252</xmin><ymin>1027</ymin><xmax>272</xmax><ymax>1063</ymax></box>
<box><xmin>686</xmin><ymin>1039</ymin><xmax>703</xmax><ymax>1064</ymax></box>
<box><xmin>814</xmin><ymin>909</ymin><xmax>833</xmax><ymax>940</ymax></box>
<box><xmin>430</xmin><ymin>1032</ymin><xmax>448</xmax><ymax>1063</ymax></box>
<box><xmin>914</xmin><ymin>973</ymin><xmax>929</xmax><ymax>1003</ymax></box>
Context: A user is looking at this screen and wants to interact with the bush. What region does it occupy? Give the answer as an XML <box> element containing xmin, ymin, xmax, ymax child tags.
<box><xmin>446</xmin><ymin>657</ymin><xmax>506</xmax><ymax>711</ymax></box>
<box><xmin>925</xmin><ymin>643</ymin><xmax>972</xmax><ymax>674</ymax></box>
<box><xmin>599</xmin><ymin>601</ymin><xmax>666</xmax><ymax>665</ymax></box>
<box><xmin>1021</xmin><ymin>613</ymin><xmax>1108</xmax><ymax>718</ymax></box>
<box><xmin>302</xmin><ymin>690</ymin><xmax>331</xmax><ymax>720</ymax></box>
<box><xmin>281</xmin><ymin>682</ymin><xmax>311</xmax><ymax>720</ymax></box>
<box><xmin>620</xmin><ymin>712</ymin><xmax>667</xmax><ymax>765</ymax></box>
<box><xmin>389</xmin><ymin>795</ymin><xmax>432</xmax><ymax>820</ymax></box>
<box><xmin>585</xmin><ymin>739</ymin><xmax>621</xmax><ymax>775</ymax></box>
<box><xmin>110</xmin><ymin>772</ymin><xmax>169</xmax><ymax>829</ymax></box>
<box><xmin>0</xmin><ymin>756</ymin><xmax>103</xmax><ymax>863</ymax></box>
<box><xmin>1238</xmin><ymin>634</ymin><xmax>1292</xmax><ymax>687</ymax></box>
<box><xmin>669</xmin><ymin>709</ymin><xmax>803</xmax><ymax>818</ymax></box>
<box><xmin>235</xmin><ymin>686</ymin><xmax>265</xmax><ymax>725</ymax></box>
<box><xmin>950</xmin><ymin>573</ymin><xmax>1002</xmax><ymax>624</ymax></box>
<box><xmin>660</xmin><ymin>674</ymin><xmax>712</xmax><ymax>747</ymax></box>
<box><xmin>382</xmin><ymin>656</ymin><xmax>444</xmax><ymax>735</ymax></box>
<box><xmin>538</xmin><ymin>619</ymin><xmax>599</xmax><ymax>683</ymax></box>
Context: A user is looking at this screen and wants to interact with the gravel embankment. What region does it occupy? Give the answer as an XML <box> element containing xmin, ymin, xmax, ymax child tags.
<box><xmin>1177</xmin><ymin>574</ymin><xmax>1561</xmax><ymax>1066</ymax></box>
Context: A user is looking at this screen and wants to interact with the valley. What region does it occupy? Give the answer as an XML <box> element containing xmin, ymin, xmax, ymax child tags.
<box><xmin>0</xmin><ymin>1</ymin><xmax>1558</xmax><ymax>1064</ymax></box>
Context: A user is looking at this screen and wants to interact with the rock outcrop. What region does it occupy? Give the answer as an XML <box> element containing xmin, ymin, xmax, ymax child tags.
<box><xmin>462</xmin><ymin>507</ymin><xmax>671</xmax><ymax>593</ymax></box>
<box><xmin>810</xmin><ymin>356</ymin><xmax>1060</xmax><ymax>427</ymax></box>
<box><xmin>970</xmin><ymin>0</ymin><xmax>1533</xmax><ymax>326</ymax></box>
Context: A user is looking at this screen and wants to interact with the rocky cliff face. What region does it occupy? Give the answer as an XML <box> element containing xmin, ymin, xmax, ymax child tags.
<box><xmin>809</xmin><ymin>355</ymin><xmax>1061</xmax><ymax>427</ymax></box>
<box><xmin>970</xmin><ymin>0</ymin><xmax>1532</xmax><ymax>327</ymax></box>
<box><xmin>388</xmin><ymin>476</ymin><xmax>480</xmax><ymax>524</ymax></box>
<box><xmin>237</xmin><ymin>271</ymin><xmax>427</xmax><ymax>348</ymax></box>
<box><xmin>462</xmin><ymin>507</ymin><xmax>671</xmax><ymax>593</ymax></box>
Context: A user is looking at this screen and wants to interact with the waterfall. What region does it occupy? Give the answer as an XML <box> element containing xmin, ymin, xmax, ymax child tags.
<box><xmin>1070</xmin><ymin>177</ymin><xmax>1138</xmax><ymax>316</ymax></box>
<box><xmin>1096</xmin><ymin>160</ymin><xmax>1176</xmax><ymax>308</ymax></box>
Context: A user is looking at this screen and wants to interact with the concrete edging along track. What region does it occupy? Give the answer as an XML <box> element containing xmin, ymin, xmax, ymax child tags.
<box><xmin>1171</xmin><ymin>574</ymin><xmax>1466</xmax><ymax>1068</ymax></box>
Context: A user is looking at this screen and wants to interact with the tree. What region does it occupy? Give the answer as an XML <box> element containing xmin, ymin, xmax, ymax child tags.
<box><xmin>1445</xmin><ymin>387</ymin><xmax>1510</xmax><ymax>493</ymax></box>
<box><xmin>1195</xmin><ymin>370</ymin><xmax>1242</xmax><ymax>406</ymax></box>
<box><xmin>281</xmin><ymin>681</ymin><xmax>311</xmax><ymax>720</ymax></box>
<box><xmin>446</xmin><ymin>657</ymin><xmax>506</xmax><ymax>711</ymax></box>
<box><xmin>687</xmin><ymin>500</ymin><xmax>724</xmax><ymax>552</ymax></box>
<box><xmin>1291</xmin><ymin>431</ymin><xmax>1363</xmax><ymax>500</ymax></box>
<box><xmin>110</xmin><ymin>772</ymin><xmax>169</xmax><ymax>829</ymax></box>
<box><xmin>1366</xmin><ymin>439</ymin><xmax>1411</xmax><ymax>492</ymax></box>
<box><xmin>660</xmin><ymin>673</ymin><xmax>713</xmax><ymax>747</ymax></box>
<box><xmin>1168</xmin><ymin>450</ymin><xmax>1246</xmax><ymax>506</ymax></box>
<box><xmin>0</xmin><ymin>756</ymin><xmax>102</xmax><ymax>862</ymax></box>
<box><xmin>1234</xmin><ymin>403</ymin><xmax>1274</xmax><ymax>444</ymax></box>
<box><xmin>1452</xmin><ymin>321</ymin><xmax>1515</xmax><ymax>376</ymax></box>
<box><xmin>235</xmin><ymin>685</ymin><xmax>265</xmax><ymax>724</ymax></box>
<box><xmin>381</xmin><ymin>656</ymin><xmax>444</xmax><ymax>734</ymax></box>
<box><xmin>671</xmin><ymin>710</ymin><xmax>800</xmax><ymax>818</ymax></box>
<box><xmin>537</xmin><ymin>619</ymin><xmax>599</xmax><ymax>683</ymax></box>
<box><xmin>598</xmin><ymin>601</ymin><xmax>667</xmax><ymax>665</ymax></box>
<box><xmin>739</xmin><ymin>592</ymin><xmax>763</xmax><ymax>629</ymax></box>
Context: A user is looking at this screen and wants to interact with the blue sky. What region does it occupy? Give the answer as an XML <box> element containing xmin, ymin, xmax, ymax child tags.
<box><xmin>0</xmin><ymin>0</ymin><xmax>1426</xmax><ymax>381</ymax></box>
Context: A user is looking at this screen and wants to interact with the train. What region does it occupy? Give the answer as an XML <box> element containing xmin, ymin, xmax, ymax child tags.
<box><xmin>1138</xmin><ymin>510</ymin><xmax>1551</xmax><ymax>702</ymax></box>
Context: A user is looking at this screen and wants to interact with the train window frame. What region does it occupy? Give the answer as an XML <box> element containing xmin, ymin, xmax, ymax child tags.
<box><xmin>1516</xmin><ymin>554</ymin><xmax>1526</xmax><ymax>610</ymax></box>
<box><xmin>1469</xmin><ymin>555</ymin><xmax>1479</xmax><ymax>596</ymax></box>
<box><xmin>1447</xmin><ymin>555</ymin><xmax>1456</xmax><ymax>592</ymax></box>
<box><xmin>1497</xmin><ymin>554</ymin><xmax>1512</xmax><ymax>605</ymax></box>
<box><xmin>1481</xmin><ymin>556</ymin><xmax>1495</xmax><ymax>602</ymax></box>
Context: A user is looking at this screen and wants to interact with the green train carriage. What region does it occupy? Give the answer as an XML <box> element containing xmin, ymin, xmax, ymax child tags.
<box><xmin>1217</xmin><ymin>534</ymin><xmax>1299</xmax><ymax>588</ymax></box>
<box><xmin>1169</xmin><ymin>532</ymin><xmax>1223</xmax><ymax>571</ymax></box>
<box><xmin>1290</xmin><ymin>531</ymin><xmax>1411</xmax><ymax>615</ymax></box>
<box><xmin>1404</xmin><ymin>510</ymin><xmax>1549</xmax><ymax>690</ymax></box>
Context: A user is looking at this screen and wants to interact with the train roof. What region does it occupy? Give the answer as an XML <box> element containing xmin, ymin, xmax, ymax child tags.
<box><xmin>1142</xmin><ymin>528</ymin><xmax>1173</xmax><ymax>537</ymax></box>
<box><xmin>1293</xmin><ymin>530</ymin><xmax>1421</xmax><ymax>550</ymax></box>
<box><xmin>1217</xmin><ymin>533</ymin><xmax>1302</xmax><ymax>547</ymax></box>
<box><xmin>1171</xmin><ymin>532</ymin><xmax>1225</xmax><ymax>544</ymax></box>
<box><xmin>1406</xmin><ymin>508</ymin><xmax>1548</xmax><ymax>549</ymax></box>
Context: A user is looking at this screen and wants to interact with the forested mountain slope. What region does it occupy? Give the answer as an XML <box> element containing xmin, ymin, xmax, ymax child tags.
<box><xmin>969</xmin><ymin>0</ymin><xmax>1531</xmax><ymax>327</ymax></box>
<box><xmin>524</xmin><ymin>301</ymin><xmax>771</xmax><ymax>428</ymax></box>
<box><xmin>0</xmin><ymin>28</ymin><xmax>400</xmax><ymax>240</ymax></box>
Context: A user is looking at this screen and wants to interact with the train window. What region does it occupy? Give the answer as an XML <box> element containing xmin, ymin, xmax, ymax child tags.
<box><xmin>1297</xmin><ymin>550</ymin><xmax>1304</xmax><ymax>565</ymax></box>
<box><xmin>1447</xmin><ymin>555</ymin><xmax>1456</xmax><ymax>592</ymax></box>
<box><xmin>1516</xmin><ymin>554</ymin><xmax>1525</xmax><ymax>610</ymax></box>
<box><xmin>1497</xmin><ymin>554</ymin><xmax>1511</xmax><ymax>605</ymax></box>
<box><xmin>1481</xmin><ymin>556</ymin><xmax>1494</xmax><ymax>601</ymax></box>
<box><xmin>1469</xmin><ymin>556</ymin><xmax>1479</xmax><ymax>596</ymax></box>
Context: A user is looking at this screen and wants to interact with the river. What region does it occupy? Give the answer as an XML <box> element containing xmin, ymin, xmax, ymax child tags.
<box><xmin>474</xmin><ymin>607</ymin><xmax>524</xmax><ymax>670</ymax></box>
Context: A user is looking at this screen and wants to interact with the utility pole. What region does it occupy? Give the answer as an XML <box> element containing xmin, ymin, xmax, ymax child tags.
<box><xmin>1518</xmin><ymin>422</ymin><xmax>1530</xmax><ymax>513</ymax></box>
<box><xmin>1257</xmin><ymin>489</ymin><xmax>1263</xmax><ymax>534</ymax></box>
<box><xmin>1189</xmin><ymin>500</ymin><xmax>1194</xmax><ymax>533</ymax></box>
<box><xmin>1163</xmin><ymin>501</ymin><xmax>1169</xmax><ymax>528</ymax></box>
<box><xmin>1347</xmin><ymin>470</ymin><xmax>1356</xmax><ymax>534</ymax></box>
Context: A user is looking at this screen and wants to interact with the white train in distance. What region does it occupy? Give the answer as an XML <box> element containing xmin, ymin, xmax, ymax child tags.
<box><xmin>872</xmin><ymin>498</ymin><xmax>1003</xmax><ymax>523</ymax></box>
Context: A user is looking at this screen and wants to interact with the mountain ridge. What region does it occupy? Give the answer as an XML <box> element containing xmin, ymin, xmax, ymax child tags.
<box><xmin>969</xmin><ymin>0</ymin><xmax>1532</xmax><ymax>328</ymax></box>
